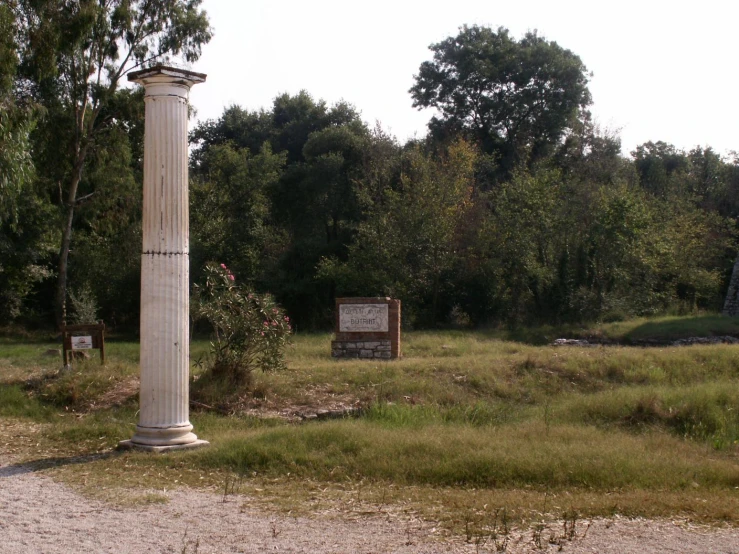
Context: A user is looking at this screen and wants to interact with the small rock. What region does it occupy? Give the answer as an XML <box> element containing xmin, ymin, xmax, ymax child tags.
<box><xmin>552</xmin><ymin>338</ymin><xmax>592</xmax><ymax>347</ymax></box>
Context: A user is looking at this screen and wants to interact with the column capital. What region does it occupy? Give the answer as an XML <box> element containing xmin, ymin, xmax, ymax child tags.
<box><xmin>128</xmin><ymin>65</ymin><xmax>207</xmax><ymax>98</ymax></box>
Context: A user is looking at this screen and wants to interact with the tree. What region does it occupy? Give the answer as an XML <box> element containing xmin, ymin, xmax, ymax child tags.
<box><xmin>319</xmin><ymin>138</ymin><xmax>477</xmax><ymax>326</ymax></box>
<box><xmin>14</xmin><ymin>0</ymin><xmax>212</xmax><ymax>327</ymax></box>
<box><xmin>190</xmin><ymin>92</ymin><xmax>369</xmax><ymax>328</ymax></box>
<box><xmin>632</xmin><ymin>141</ymin><xmax>689</xmax><ymax>197</ymax></box>
<box><xmin>478</xmin><ymin>167</ymin><xmax>565</xmax><ymax>323</ymax></box>
<box><xmin>190</xmin><ymin>141</ymin><xmax>286</xmax><ymax>290</ymax></box>
<box><xmin>410</xmin><ymin>25</ymin><xmax>591</xmax><ymax>178</ymax></box>
<box><xmin>0</xmin><ymin>2</ymin><xmax>36</xmax><ymax>224</ymax></box>
<box><xmin>0</xmin><ymin>3</ymin><xmax>57</xmax><ymax>324</ymax></box>
<box><xmin>65</xmin><ymin>90</ymin><xmax>145</xmax><ymax>327</ymax></box>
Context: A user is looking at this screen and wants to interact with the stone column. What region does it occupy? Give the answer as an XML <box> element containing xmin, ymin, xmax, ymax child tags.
<box><xmin>120</xmin><ymin>66</ymin><xmax>207</xmax><ymax>452</ymax></box>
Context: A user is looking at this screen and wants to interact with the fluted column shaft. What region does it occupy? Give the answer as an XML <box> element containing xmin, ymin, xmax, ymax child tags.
<box><xmin>127</xmin><ymin>68</ymin><xmax>205</xmax><ymax>447</ymax></box>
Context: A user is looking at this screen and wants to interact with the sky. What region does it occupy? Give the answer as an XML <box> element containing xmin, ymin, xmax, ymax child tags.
<box><xmin>186</xmin><ymin>0</ymin><xmax>739</xmax><ymax>157</ymax></box>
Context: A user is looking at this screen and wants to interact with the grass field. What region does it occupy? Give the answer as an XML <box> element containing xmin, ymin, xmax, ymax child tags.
<box><xmin>2</xmin><ymin>315</ymin><xmax>739</xmax><ymax>537</ymax></box>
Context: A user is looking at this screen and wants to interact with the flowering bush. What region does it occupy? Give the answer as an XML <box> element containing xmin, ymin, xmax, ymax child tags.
<box><xmin>193</xmin><ymin>262</ymin><xmax>291</xmax><ymax>384</ymax></box>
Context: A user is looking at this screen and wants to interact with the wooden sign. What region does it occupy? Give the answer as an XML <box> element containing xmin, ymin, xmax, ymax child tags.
<box><xmin>71</xmin><ymin>336</ymin><xmax>93</xmax><ymax>350</ymax></box>
<box><xmin>61</xmin><ymin>322</ymin><xmax>105</xmax><ymax>365</ymax></box>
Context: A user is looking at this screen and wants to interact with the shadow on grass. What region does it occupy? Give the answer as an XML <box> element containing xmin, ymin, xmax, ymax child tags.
<box><xmin>494</xmin><ymin>315</ymin><xmax>739</xmax><ymax>346</ymax></box>
<box><xmin>0</xmin><ymin>450</ymin><xmax>122</xmax><ymax>478</ymax></box>
<box><xmin>625</xmin><ymin>315</ymin><xmax>739</xmax><ymax>342</ymax></box>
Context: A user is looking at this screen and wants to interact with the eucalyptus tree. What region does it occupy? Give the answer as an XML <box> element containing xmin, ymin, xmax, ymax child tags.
<box><xmin>13</xmin><ymin>0</ymin><xmax>211</xmax><ymax>326</ymax></box>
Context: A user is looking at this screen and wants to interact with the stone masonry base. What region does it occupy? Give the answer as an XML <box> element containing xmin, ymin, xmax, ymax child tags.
<box><xmin>332</xmin><ymin>340</ymin><xmax>393</xmax><ymax>359</ymax></box>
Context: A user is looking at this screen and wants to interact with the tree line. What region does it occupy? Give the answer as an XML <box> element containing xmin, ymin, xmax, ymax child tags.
<box><xmin>2</xmin><ymin>12</ymin><xmax>738</xmax><ymax>331</ymax></box>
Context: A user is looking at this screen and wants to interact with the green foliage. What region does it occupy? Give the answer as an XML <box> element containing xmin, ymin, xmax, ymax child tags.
<box><xmin>319</xmin><ymin>138</ymin><xmax>477</xmax><ymax>326</ymax></box>
<box><xmin>191</xmin><ymin>92</ymin><xmax>369</xmax><ymax>329</ymax></box>
<box><xmin>410</xmin><ymin>25</ymin><xmax>591</xmax><ymax>177</ymax></box>
<box><xmin>67</xmin><ymin>284</ymin><xmax>98</xmax><ymax>324</ymax></box>
<box><xmin>190</xmin><ymin>142</ymin><xmax>285</xmax><ymax>289</ymax></box>
<box><xmin>476</xmin><ymin>167</ymin><xmax>564</xmax><ymax>323</ymax></box>
<box><xmin>0</xmin><ymin>1</ymin><xmax>43</xmax><ymax>257</ymax></box>
<box><xmin>4</xmin><ymin>13</ymin><xmax>739</xmax><ymax>332</ymax></box>
<box><xmin>0</xmin><ymin>191</ymin><xmax>57</xmax><ymax>322</ymax></box>
<box><xmin>13</xmin><ymin>0</ymin><xmax>212</xmax><ymax>326</ymax></box>
<box><xmin>0</xmin><ymin>104</ymin><xmax>36</xmax><ymax>223</ymax></box>
<box><xmin>193</xmin><ymin>263</ymin><xmax>291</xmax><ymax>385</ymax></box>
<box><xmin>63</xmin><ymin>98</ymin><xmax>143</xmax><ymax>326</ymax></box>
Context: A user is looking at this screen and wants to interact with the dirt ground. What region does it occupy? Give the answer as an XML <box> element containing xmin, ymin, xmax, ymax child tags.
<box><xmin>2</xmin><ymin>453</ymin><xmax>738</xmax><ymax>554</ymax></box>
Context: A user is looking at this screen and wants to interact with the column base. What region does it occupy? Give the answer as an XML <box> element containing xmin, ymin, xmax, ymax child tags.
<box><xmin>118</xmin><ymin>439</ymin><xmax>209</xmax><ymax>453</ymax></box>
<box><xmin>126</xmin><ymin>423</ymin><xmax>199</xmax><ymax>446</ymax></box>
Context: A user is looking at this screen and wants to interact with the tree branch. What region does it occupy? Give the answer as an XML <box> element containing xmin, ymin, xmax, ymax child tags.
<box><xmin>74</xmin><ymin>191</ymin><xmax>96</xmax><ymax>206</ymax></box>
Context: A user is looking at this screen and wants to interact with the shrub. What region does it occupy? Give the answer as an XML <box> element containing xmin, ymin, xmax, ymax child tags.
<box><xmin>193</xmin><ymin>263</ymin><xmax>291</xmax><ymax>385</ymax></box>
<box><xmin>68</xmin><ymin>285</ymin><xmax>99</xmax><ymax>324</ymax></box>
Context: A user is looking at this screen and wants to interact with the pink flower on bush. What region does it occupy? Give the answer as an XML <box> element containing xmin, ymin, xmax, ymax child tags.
<box><xmin>284</xmin><ymin>316</ymin><xmax>290</xmax><ymax>322</ymax></box>
<box><xmin>263</xmin><ymin>321</ymin><xmax>269</xmax><ymax>326</ymax></box>
<box><xmin>272</xmin><ymin>321</ymin><xmax>278</xmax><ymax>326</ymax></box>
<box><xmin>229</xmin><ymin>274</ymin><xmax>235</xmax><ymax>281</ymax></box>
<box><xmin>220</xmin><ymin>263</ymin><xmax>227</xmax><ymax>269</ymax></box>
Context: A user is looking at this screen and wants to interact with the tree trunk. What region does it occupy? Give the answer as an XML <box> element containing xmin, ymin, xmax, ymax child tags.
<box><xmin>54</xmin><ymin>148</ymin><xmax>86</xmax><ymax>328</ymax></box>
<box><xmin>55</xmin><ymin>202</ymin><xmax>75</xmax><ymax>328</ymax></box>
<box><xmin>431</xmin><ymin>269</ymin><xmax>440</xmax><ymax>327</ymax></box>
<box><xmin>723</xmin><ymin>253</ymin><xmax>739</xmax><ymax>316</ymax></box>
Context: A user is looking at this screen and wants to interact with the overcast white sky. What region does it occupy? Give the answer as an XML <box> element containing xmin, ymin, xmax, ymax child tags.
<box><xmin>186</xmin><ymin>0</ymin><xmax>739</xmax><ymax>157</ymax></box>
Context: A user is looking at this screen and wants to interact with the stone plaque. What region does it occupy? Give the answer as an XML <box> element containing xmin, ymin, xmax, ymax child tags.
<box><xmin>339</xmin><ymin>304</ymin><xmax>389</xmax><ymax>332</ymax></box>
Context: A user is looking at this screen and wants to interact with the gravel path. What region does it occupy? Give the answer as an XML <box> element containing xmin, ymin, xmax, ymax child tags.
<box><xmin>2</xmin><ymin>456</ymin><xmax>738</xmax><ymax>553</ymax></box>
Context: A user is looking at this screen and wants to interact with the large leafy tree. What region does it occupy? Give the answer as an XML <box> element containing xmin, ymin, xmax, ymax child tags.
<box><xmin>410</xmin><ymin>25</ymin><xmax>591</xmax><ymax>178</ymax></box>
<box><xmin>13</xmin><ymin>0</ymin><xmax>211</xmax><ymax>327</ymax></box>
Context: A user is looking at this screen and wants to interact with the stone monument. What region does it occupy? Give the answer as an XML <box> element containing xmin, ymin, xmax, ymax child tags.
<box><xmin>119</xmin><ymin>66</ymin><xmax>207</xmax><ymax>452</ymax></box>
<box><xmin>331</xmin><ymin>297</ymin><xmax>401</xmax><ymax>359</ymax></box>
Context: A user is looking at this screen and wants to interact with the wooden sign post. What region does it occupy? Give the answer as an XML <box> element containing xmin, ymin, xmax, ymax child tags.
<box><xmin>61</xmin><ymin>322</ymin><xmax>105</xmax><ymax>365</ymax></box>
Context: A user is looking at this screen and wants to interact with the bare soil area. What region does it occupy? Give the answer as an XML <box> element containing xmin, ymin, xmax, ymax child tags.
<box><xmin>2</xmin><ymin>453</ymin><xmax>738</xmax><ymax>554</ymax></box>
